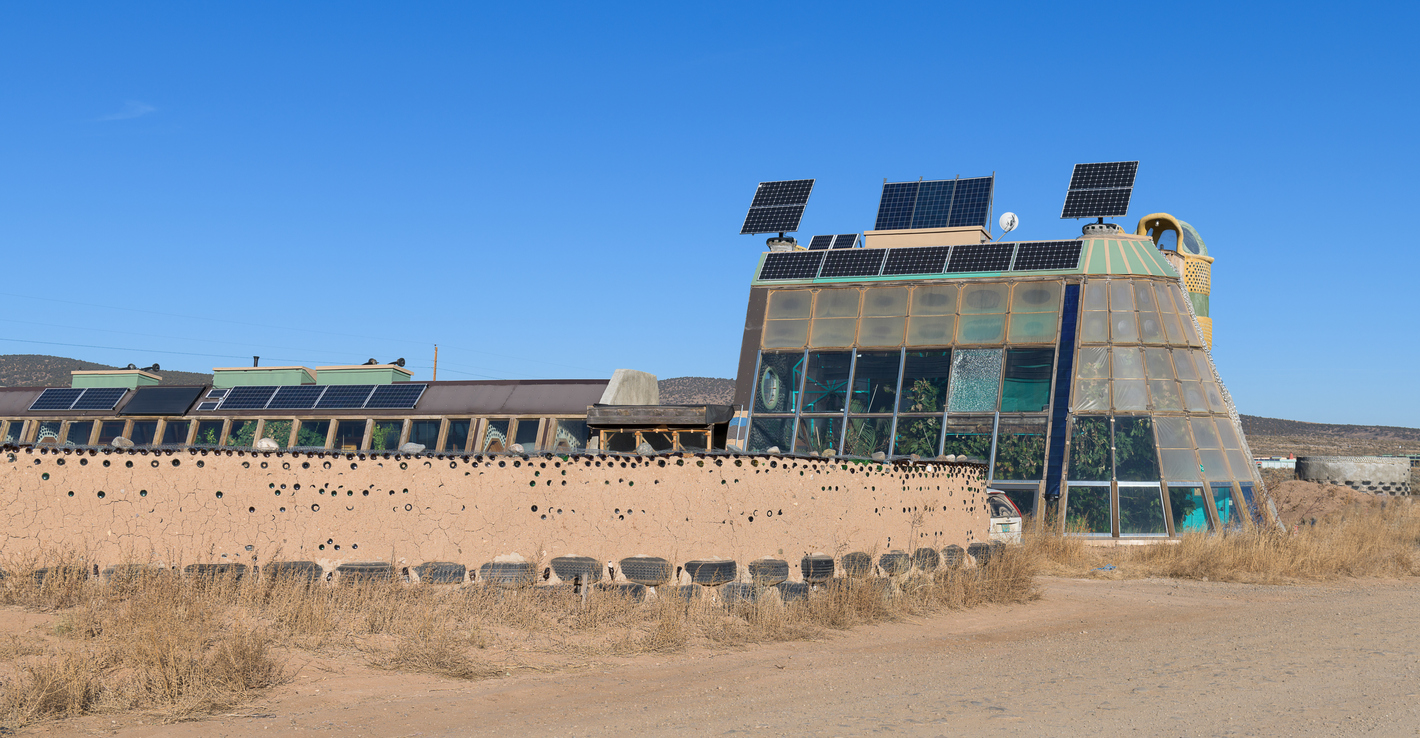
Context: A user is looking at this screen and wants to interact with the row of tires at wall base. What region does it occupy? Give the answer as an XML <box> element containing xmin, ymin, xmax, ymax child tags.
<box><xmin>12</xmin><ymin>543</ymin><xmax>1007</xmax><ymax>592</ymax></box>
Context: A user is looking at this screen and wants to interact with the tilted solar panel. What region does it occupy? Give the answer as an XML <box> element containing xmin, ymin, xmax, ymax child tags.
<box><xmin>314</xmin><ymin>385</ymin><xmax>376</xmax><ymax>409</ymax></box>
<box><xmin>882</xmin><ymin>246</ymin><xmax>952</xmax><ymax>275</ymax></box>
<box><xmin>28</xmin><ymin>388</ymin><xmax>84</xmax><ymax>412</ymax></box>
<box><xmin>70</xmin><ymin>387</ymin><xmax>128</xmax><ymax>411</ymax></box>
<box><xmin>757</xmin><ymin>251</ymin><xmax>825</xmax><ymax>281</ymax></box>
<box><xmin>1012</xmin><ymin>241</ymin><xmax>1084</xmax><ymax>271</ymax></box>
<box><xmin>819</xmin><ymin>249</ymin><xmax>886</xmax><ymax>278</ymax></box>
<box><xmin>219</xmin><ymin>385</ymin><xmax>278</xmax><ymax>410</ymax></box>
<box><xmin>365</xmin><ymin>384</ymin><xmax>427</xmax><ymax>409</ymax></box>
<box><xmin>946</xmin><ymin>243</ymin><xmax>1016</xmax><ymax>273</ymax></box>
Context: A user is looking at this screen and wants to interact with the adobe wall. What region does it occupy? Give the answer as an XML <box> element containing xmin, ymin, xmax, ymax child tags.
<box><xmin>0</xmin><ymin>446</ymin><xmax>989</xmax><ymax>580</ymax></box>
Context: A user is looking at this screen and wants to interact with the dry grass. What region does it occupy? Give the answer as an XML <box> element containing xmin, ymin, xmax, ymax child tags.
<box><xmin>0</xmin><ymin>551</ymin><xmax>1038</xmax><ymax>731</ymax></box>
<box><xmin>1021</xmin><ymin>499</ymin><xmax>1420</xmax><ymax>583</ymax></box>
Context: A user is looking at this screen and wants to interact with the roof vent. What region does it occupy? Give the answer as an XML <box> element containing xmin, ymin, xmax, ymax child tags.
<box><xmin>1082</xmin><ymin>221</ymin><xmax>1122</xmax><ymax>236</ymax></box>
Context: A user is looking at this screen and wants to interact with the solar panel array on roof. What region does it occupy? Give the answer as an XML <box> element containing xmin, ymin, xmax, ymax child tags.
<box><xmin>365</xmin><ymin>383</ymin><xmax>427</xmax><ymax>409</ymax></box>
<box><xmin>819</xmin><ymin>248</ymin><xmax>886</xmax><ymax>278</ymax></box>
<box><xmin>757</xmin><ymin>251</ymin><xmax>825</xmax><ymax>280</ymax></box>
<box><xmin>1060</xmin><ymin>161</ymin><xmax>1138</xmax><ymax>218</ymax></box>
<box><xmin>118</xmin><ymin>386</ymin><xmax>205</xmax><ymax>415</ymax></box>
<box><xmin>881</xmin><ymin>246</ymin><xmax>951</xmax><ymax>275</ymax></box>
<box><xmin>27</xmin><ymin>387</ymin><xmax>129</xmax><ymax>412</ymax></box>
<box><xmin>808</xmin><ymin>235</ymin><xmax>835</xmax><ymax>250</ymax></box>
<box><xmin>872</xmin><ymin>176</ymin><xmax>995</xmax><ymax>231</ymax></box>
<box><xmin>208</xmin><ymin>384</ymin><xmax>428</xmax><ymax>411</ymax></box>
<box><xmin>314</xmin><ymin>385</ymin><xmax>375</xmax><ymax>409</ymax></box>
<box><xmin>28</xmin><ymin>388</ymin><xmax>84</xmax><ymax>411</ymax></box>
<box><xmin>1012</xmin><ymin>241</ymin><xmax>1084</xmax><ymax>271</ymax></box>
<box><xmin>220</xmin><ymin>385</ymin><xmax>278</xmax><ymax>410</ymax></box>
<box><xmin>266</xmin><ymin>385</ymin><xmax>326</xmax><ymax>410</ymax></box>
<box><xmin>740</xmin><ymin>179</ymin><xmax>815</xmax><ymax>235</ymax></box>
<box><xmin>755</xmin><ymin>241</ymin><xmax>1086</xmax><ymax>281</ymax></box>
<box><xmin>832</xmin><ymin>233</ymin><xmax>858</xmax><ymax>249</ymax></box>
<box><xmin>947</xmin><ymin>243</ymin><xmax>1016</xmax><ymax>273</ymax></box>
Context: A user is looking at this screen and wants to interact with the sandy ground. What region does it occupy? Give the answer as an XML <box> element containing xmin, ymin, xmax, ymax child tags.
<box><xmin>34</xmin><ymin>576</ymin><xmax>1420</xmax><ymax>738</ymax></box>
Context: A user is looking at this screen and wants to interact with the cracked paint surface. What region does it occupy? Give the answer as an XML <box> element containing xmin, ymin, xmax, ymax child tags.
<box><xmin>1</xmin><ymin>446</ymin><xmax>988</xmax><ymax>577</ymax></box>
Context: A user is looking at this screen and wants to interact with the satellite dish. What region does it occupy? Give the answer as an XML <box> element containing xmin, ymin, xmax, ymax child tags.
<box><xmin>998</xmin><ymin>212</ymin><xmax>1019</xmax><ymax>234</ymax></box>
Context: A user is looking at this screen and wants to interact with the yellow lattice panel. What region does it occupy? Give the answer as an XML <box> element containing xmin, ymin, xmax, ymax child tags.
<box><xmin>1184</xmin><ymin>257</ymin><xmax>1211</xmax><ymax>294</ymax></box>
<box><xmin>1196</xmin><ymin>316</ymin><xmax>1213</xmax><ymax>350</ymax></box>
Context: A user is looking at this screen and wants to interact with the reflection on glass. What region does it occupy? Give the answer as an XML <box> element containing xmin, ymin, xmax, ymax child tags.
<box><xmin>370</xmin><ymin>420</ymin><xmax>402</xmax><ymax>451</ymax></box>
<box><xmin>755</xmin><ymin>352</ymin><xmax>803</xmax><ymax>414</ymax></box>
<box><xmin>767</xmin><ymin>290</ymin><xmax>812</xmax><ymax>319</ymax></box>
<box><xmin>1119</xmin><ymin>486</ymin><xmax>1166</xmax><ymax>535</ymax></box>
<box><xmin>1170</xmin><ymin>486</ymin><xmax>1211</xmax><ymax>533</ymax></box>
<box><xmin>942</xmin><ymin>416</ymin><xmax>993</xmax><ymax>460</ymax></box>
<box><xmin>604</xmin><ymin>432</ymin><xmax>636</xmax><ymax>452</ymax></box>
<box><xmin>850</xmin><ymin>351</ymin><xmax>901</xmax><ymax>413</ymax></box>
<box><xmin>1000</xmin><ymin>348</ymin><xmax>1053</xmax><ymax>412</ymax></box>
<box><xmin>482</xmin><ymin>419</ymin><xmax>510</xmax><ymax>452</ymax></box>
<box><xmin>748</xmin><ymin>416</ymin><xmax>793</xmax><ymax>453</ymax></box>
<box><xmin>899</xmin><ymin>350</ymin><xmax>950</xmax><ymax>414</ymax></box>
<box><xmin>408</xmin><ymin>420</ymin><xmax>440</xmax><ymax>450</ymax></box>
<box><xmin>998</xmin><ymin>487</ymin><xmax>1037</xmax><ymax>517</ymax></box>
<box><xmin>514</xmin><ymin>419</ymin><xmax>540</xmax><ymax>451</ymax></box>
<box><xmin>194</xmin><ymin>421</ymin><xmax>223</xmax><ymax>446</ymax></box>
<box><xmin>162</xmin><ymin>420</ymin><xmax>190</xmax><ymax>446</ymax></box>
<box><xmin>296</xmin><ymin>420</ymin><xmax>330</xmax><ymax>448</ymax></box>
<box><xmin>35</xmin><ymin>421</ymin><xmax>61</xmax><ymax>444</ymax></box>
<box><xmin>551</xmin><ymin>419</ymin><xmax>587</xmax><ymax>452</ymax></box>
<box><xmin>893</xmin><ymin>415</ymin><xmax>941</xmax><ymax>457</ymax></box>
<box><xmin>224</xmin><ymin>421</ymin><xmax>256</xmax><ymax>447</ymax></box>
<box><xmin>1238</xmin><ymin>483</ymin><xmax>1264</xmax><ymax>525</ymax></box>
<box><xmin>260</xmin><ymin>420</ymin><xmax>292</xmax><ymax>449</ymax></box>
<box><xmin>677</xmin><ymin>431</ymin><xmax>709</xmax><ymax>452</ymax></box>
<box><xmin>65</xmin><ymin>421</ymin><xmax>93</xmax><ymax>446</ymax></box>
<box><xmin>802</xmin><ymin>352</ymin><xmax>852</xmax><ymax>413</ymax></box>
<box><xmin>334</xmin><ymin>420</ymin><xmax>365</xmax><ymax>451</ymax></box>
<box><xmin>1066</xmin><ymin>486</ymin><xmax>1111</xmax><ymax>535</ymax></box>
<box><xmin>130</xmin><ymin>421</ymin><xmax>159</xmax><ymax>446</ymax></box>
<box><xmin>994</xmin><ymin>423</ymin><xmax>1046</xmax><ymax>480</ymax></box>
<box><xmin>797</xmin><ymin>416</ymin><xmax>844</xmax><ymax>455</ymax></box>
<box><xmin>1212</xmin><ymin>484</ymin><xmax>1242</xmax><ymax>529</ymax></box>
<box><xmin>1114</xmin><ymin>416</ymin><xmax>1159</xmax><ymax>481</ymax></box>
<box><xmin>947</xmin><ymin>349</ymin><xmax>1002</xmax><ymax>412</ymax></box>
<box><xmin>1068</xmin><ymin>416</ymin><xmax>1111</xmax><ymax>481</ymax></box>
<box><xmin>444</xmin><ymin>419</ymin><xmax>471</xmax><ymax>451</ymax></box>
<box><xmin>843</xmin><ymin>417</ymin><xmax>892</xmax><ymax>457</ymax></box>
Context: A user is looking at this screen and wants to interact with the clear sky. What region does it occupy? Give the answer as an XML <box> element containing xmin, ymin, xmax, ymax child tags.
<box><xmin>1</xmin><ymin>2</ymin><xmax>1416</xmax><ymax>426</ymax></box>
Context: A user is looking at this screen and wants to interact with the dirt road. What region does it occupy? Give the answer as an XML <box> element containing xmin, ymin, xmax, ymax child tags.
<box><xmin>53</xmin><ymin>577</ymin><xmax>1420</xmax><ymax>737</ymax></box>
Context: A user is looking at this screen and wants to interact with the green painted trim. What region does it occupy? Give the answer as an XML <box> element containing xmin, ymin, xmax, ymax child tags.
<box><xmin>1122</xmin><ymin>241</ymin><xmax>1149</xmax><ymax>275</ymax></box>
<box><xmin>1086</xmin><ymin>239</ymin><xmax>1108</xmax><ymax>273</ymax></box>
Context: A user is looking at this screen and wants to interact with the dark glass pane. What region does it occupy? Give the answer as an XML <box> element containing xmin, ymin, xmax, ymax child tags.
<box><xmin>748</xmin><ymin>416</ymin><xmax>793</xmax><ymax>453</ymax></box>
<box><xmin>260</xmin><ymin>420</ymin><xmax>293</xmax><ymax>449</ymax></box>
<box><xmin>998</xmin><ymin>487</ymin><xmax>1037</xmax><ymax>517</ymax></box>
<box><xmin>334</xmin><ymin>420</ymin><xmax>365</xmax><ymax>451</ymax></box>
<box><xmin>296</xmin><ymin>420</ymin><xmax>330</xmax><ymax>448</ymax></box>
<box><xmin>849</xmin><ymin>351</ymin><xmax>901</xmax><ymax>414</ymax></box>
<box><xmin>1238</xmin><ymin>483</ymin><xmax>1265</xmax><ymax>526</ymax></box>
<box><xmin>161</xmin><ymin>420</ymin><xmax>190</xmax><ymax>445</ymax></box>
<box><xmin>129</xmin><ymin>421</ymin><xmax>158</xmax><ymax>446</ymax></box>
<box><xmin>370</xmin><ymin>421</ymin><xmax>402</xmax><ymax>451</ymax></box>
<box><xmin>755</xmin><ymin>352</ymin><xmax>803</xmax><ymax>414</ymax></box>
<box><xmin>35</xmin><ymin>421</ymin><xmax>62</xmax><ymax>444</ymax></box>
<box><xmin>899</xmin><ymin>350</ymin><xmax>951</xmax><ymax>414</ymax></box>
<box><xmin>194</xmin><ymin>421</ymin><xmax>223</xmax><ymax>446</ymax></box>
<box><xmin>514</xmin><ymin>419</ymin><xmax>541</xmax><ymax>450</ymax></box>
<box><xmin>224</xmin><ymin>421</ymin><xmax>256</xmax><ymax>447</ymax></box>
<box><xmin>797</xmin><ymin>416</ymin><xmax>844</xmax><ymax>455</ymax></box>
<box><xmin>550</xmin><ymin>419</ymin><xmax>586</xmax><ymax>452</ymax></box>
<box><xmin>802</xmin><ymin>352</ymin><xmax>852</xmax><ymax>413</ymax></box>
<box><xmin>1068</xmin><ymin>416</ymin><xmax>1111</xmax><ymax>481</ymax></box>
<box><xmin>2</xmin><ymin>421</ymin><xmax>25</xmax><ymax>444</ymax></box>
<box><xmin>409</xmin><ymin>420</ymin><xmax>440</xmax><ymax>449</ymax></box>
<box><xmin>993</xmin><ymin>420</ymin><xmax>1046</xmax><ymax>480</ymax></box>
<box><xmin>1114</xmin><ymin>416</ymin><xmax>1160</xmax><ymax>481</ymax></box>
<box><xmin>642</xmin><ymin>431</ymin><xmax>673</xmax><ymax>452</ymax></box>
<box><xmin>66</xmin><ymin>421</ymin><xmax>93</xmax><ymax>446</ymax></box>
<box><xmin>942</xmin><ymin>416</ymin><xmax>993</xmax><ymax>460</ymax></box>
<box><xmin>1119</xmin><ymin>486</ymin><xmax>1166</xmax><ymax>535</ymax></box>
<box><xmin>445</xmin><ymin>419</ymin><xmax>472</xmax><ymax>451</ymax></box>
<box><xmin>1212</xmin><ymin>484</ymin><xmax>1242</xmax><ymax>530</ymax></box>
<box><xmin>604</xmin><ymin>431</ymin><xmax>637</xmax><ymax>452</ymax></box>
<box><xmin>1169</xmin><ymin>486</ymin><xmax>1210</xmax><ymax>533</ymax></box>
<box><xmin>843</xmin><ymin>417</ymin><xmax>892</xmax><ymax>457</ymax></box>
<box><xmin>893</xmin><ymin>415</ymin><xmax>941</xmax><ymax>457</ymax></box>
<box><xmin>482</xmin><ymin>419</ymin><xmax>510</xmax><ymax>452</ymax></box>
<box><xmin>1066</xmin><ymin>486</ymin><xmax>1111</xmax><ymax>535</ymax></box>
<box><xmin>1000</xmin><ymin>348</ymin><xmax>1054</xmax><ymax>412</ymax></box>
<box><xmin>677</xmin><ymin>431</ymin><xmax>709</xmax><ymax>452</ymax></box>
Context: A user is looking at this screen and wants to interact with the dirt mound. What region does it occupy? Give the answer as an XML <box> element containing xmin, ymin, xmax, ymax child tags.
<box><xmin>1268</xmin><ymin>479</ymin><xmax>1384</xmax><ymax>527</ymax></box>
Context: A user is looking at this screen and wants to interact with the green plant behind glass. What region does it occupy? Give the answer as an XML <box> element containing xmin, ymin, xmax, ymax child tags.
<box><xmin>296</xmin><ymin>424</ymin><xmax>327</xmax><ymax>447</ymax></box>
<box><xmin>1068</xmin><ymin>417</ymin><xmax>1111</xmax><ymax>481</ymax></box>
<box><xmin>894</xmin><ymin>378</ymin><xmax>943</xmax><ymax>457</ymax></box>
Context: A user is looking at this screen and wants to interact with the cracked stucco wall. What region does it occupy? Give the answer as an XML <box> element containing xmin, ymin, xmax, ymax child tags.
<box><xmin>1</xmin><ymin>446</ymin><xmax>988</xmax><ymax>578</ymax></box>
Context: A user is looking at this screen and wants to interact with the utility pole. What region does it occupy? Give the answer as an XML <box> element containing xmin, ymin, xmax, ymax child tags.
<box><xmin>433</xmin><ymin>345</ymin><xmax>438</xmax><ymax>382</ymax></box>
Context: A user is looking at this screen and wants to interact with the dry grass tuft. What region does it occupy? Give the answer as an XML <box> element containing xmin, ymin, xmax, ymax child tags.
<box><xmin>1020</xmin><ymin>500</ymin><xmax>1420</xmax><ymax>583</ymax></box>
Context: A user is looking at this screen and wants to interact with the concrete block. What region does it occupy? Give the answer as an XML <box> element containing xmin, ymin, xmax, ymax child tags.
<box><xmin>1296</xmin><ymin>456</ymin><xmax>1411</xmax><ymax>495</ymax></box>
<box><xmin>598</xmin><ymin>369</ymin><xmax>658</xmax><ymax>406</ymax></box>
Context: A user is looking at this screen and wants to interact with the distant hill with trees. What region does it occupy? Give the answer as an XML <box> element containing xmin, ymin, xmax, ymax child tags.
<box><xmin>0</xmin><ymin>355</ymin><xmax>213</xmax><ymax>387</ymax></box>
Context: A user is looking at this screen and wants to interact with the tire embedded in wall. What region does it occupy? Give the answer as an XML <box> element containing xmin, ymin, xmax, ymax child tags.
<box><xmin>596</xmin><ymin>581</ymin><xmax>647</xmax><ymax>602</ymax></box>
<box><xmin>912</xmin><ymin>547</ymin><xmax>940</xmax><ymax>571</ymax></box>
<box><xmin>721</xmin><ymin>582</ymin><xmax>758</xmax><ymax>606</ymax></box>
<box><xmin>550</xmin><ymin>555</ymin><xmax>603</xmax><ymax>584</ymax></box>
<box><xmin>967</xmin><ymin>542</ymin><xmax>993</xmax><ymax>566</ymax></box>
<box><xmin>479</xmin><ymin>561</ymin><xmax>535</xmax><ymax>587</ymax></box>
<box><xmin>685</xmin><ymin>559</ymin><xmax>738</xmax><ymax>586</ymax></box>
<box><xmin>776</xmin><ymin>581</ymin><xmax>809</xmax><ymax>602</ymax></box>
<box><xmin>337</xmin><ymin>562</ymin><xmax>395</xmax><ymax>583</ymax></box>
<box><xmin>748</xmin><ymin>558</ymin><xmax>789</xmax><ymax>586</ymax></box>
<box><xmin>185</xmin><ymin>563</ymin><xmax>249</xmax><ymax>581</ymax></box>
<box><xmin>32</xmin><ymin>566</ymin><xmax>87</xmax><ymax>585</ymax></box>
<box><xmin>619</xmin><ymin>556</ymin><xmax>673</xmax><ymax>586</ymax></box>
<box><xmin>800</xmin><ymin>554</ymin><xmax>835</xmax><ymax>583</ymax></box>
<box><xmin>942</xmin><ymin>545</ymin><xmax>966</xmax><ymax>568</ymax></box>
<box><xmin>842</xmin><ymin>551</ymin><xmax>874</xmax><ymax>577</ymax></box>
<box><xmin>674</xmin><ymin>584</ymin><xmax>702</xmax><ymax>601</ymax></box>
<box><xmin>879</xmin><ymin>550</ymin><xmax>911</xmax><ymax>577</ymax></box>
<box><xmin>264</xmin><ymin>561</ymin><xmax>323</xmax><ymax>583</ymax></box>
<box><xmin>414</xmin><ymin>561</ymin><xmax>466</xmax><ymax>584</ymax></box>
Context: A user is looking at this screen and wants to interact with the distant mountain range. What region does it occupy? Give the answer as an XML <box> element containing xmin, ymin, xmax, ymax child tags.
<box><xmin>0</xmin><ymin>354</ymin><xmax>213</xmax><ymax>387</ymax></box>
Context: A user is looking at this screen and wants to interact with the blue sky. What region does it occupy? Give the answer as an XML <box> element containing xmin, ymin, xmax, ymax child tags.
<box><xmin>1</xmin><ymin>2</ymin><xmax>1416</xmax><ymax>426</ymax></box>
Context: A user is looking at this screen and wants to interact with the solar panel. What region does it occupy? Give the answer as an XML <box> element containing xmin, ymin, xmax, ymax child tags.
<box><xmin>741</xmin><ymin>179</ymin><xmax>814</xmax><ymax>234</ymax></box>
<box><xmin>70</xmin><ymin>387</ymin><xmax>127</xmax><ymax>411</ymax></box>
<box><xmin>314</xmin><ymin>384</ymin><xmax>376</xmax><ymax>409</ymax></box>
<box><xmin>205</xmin><ymin>388</ymin><xmax>229</xmax><ymax>399</ymax></box>
<box><xmin>874</xmin><ymin>176</ymin><xmax>995</xmax><ymax>231</ymax></box>
<box><xmin>120</xmin><ymin>386</ymin><xmax>204</xmax><ymax>416</ymax></box>
<box><xmin>365</xmin><ymin>383</ymin><xmax>427</xmax><ymax>409</ymax></box>
<box><xmin>1012</xmin><ymin>241</ymin><xmax>1084</xmax><ymax>271</ymax></box>
<box><xmin>757</xmin><ymin>251</ymin><xmax>825</xmax><ymax>280</ymax></box>
<box><xmin>882</xmin><ymin>246</ymin><xmax>952</xmax><ymax>275</ymax></box>
<box><xmin>1060</xmin><ymin>161</ymin><xmax>1138</xmax><ymax>218</ymax></box>
<box><xmin>28</xmin><ymin>388</ymin><xmax>84</xmax><ymax>411</ymax></box>
<box><xmin>808</xmin><ymin>235</ymin><xmax>835</xmax><ymax>250</ymax></box>
<box><xmin>946</xmin><ymin>243</ymin><xmax>1016</xmax><ymax>273</ymax></box>
<box><xmin>832</xmin><ymin>233</ymin><xmax>859</xmax><ymax>249</ymax></box>
<box><xmin>219</xmin><ymin>385</ymin><xmax>278</xmax><ymax>410</ymax></box>
<box><xmin>196</xmin><ymin>401</ymin><xmax>221</xmax><ymax>412</ymax></box>
<box><xmin>267</xmin><ymin>385</ymin><xmax>327</xmax><ymax>410</ymax></box>
<box><xmin>819</xmin><ymin>249</ymin><xmax>886</xmax><ymax>278</ymax></box>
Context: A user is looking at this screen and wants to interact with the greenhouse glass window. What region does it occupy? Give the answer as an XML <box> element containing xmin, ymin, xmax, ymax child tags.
<box><xmin>814</xmin><ymin>289</ymin><xmax>861</xmax><ymax>318</ymax></box>
<box><xmin>1068</xmin><ymin>416</ymin><xmax>1111</xmax><ymax>481</ymax></box>
<box><xmin>1119</xmin><ymin>486</ymin><xmax>1167</xmax><ymax>536</ymax></box>
<box><xmin>1159</xmin><ymin>448</ymin><xmax>1202</xmax><ymax>481</ymax></box>
<box><xmin>1212</xmin><ymin>484</ymin><xmax>1242</xmax><ymax>530</ymax></box>
<box><xmin>1073</xmin><ymin>378</ymin><xmax>1109</xmax><ymax>412</ymax></box>
<box><xmin>906</xmin><ymin>315</ymin><xmax>956</xmax><ymax>346</ymax></box>
<box><xmin>802</xmin><ymin>351</ymin><xmax>852</xmax><ymax>413</ymax></box>
<box><xmin>1111</xmin><ymin>347</ymin><xmax>1144</xmax><ymax>379</ymax></box>
<box><xmin>1000</xmin><ymin>348</ymin><xmax>1053</xmax><ymax>412</ymax></box>
<box><xmin>1113</xmin><ymin>416</ymin><xmax>1160</xmax><ymax>481</ymax></box>
<box><xmin>35</xmin><ymin>421</ymin><xmax>62</xmax><ymax>444</ymax></box>
<box><xmin>993</xmin><ymin>419</ymin><xmax>1047</xmax><ymax>480</ymax></box>
<box><xmin>296</xmin><ymin>420</ymin><xmax>330</xmax><ymax>448</ymax></box>
<box><xmin>335</xmin><ymin>420</ymin><xmax>366</xmax><ymax>451</ymax></box>
<box><xmin>850</xmin><ymin>351</ymin><xmax>901</xmax><ymax>414</ymax></box>
<box><xmin>942</xmin><ymin>416</ymin><xmax>994</xmax><ymax>460</ymax></box>
<box><xmin>194</xmin><ymin>421</ymin><xmax>223</xmax><ymax>446</ymax></box>
<box><xmin>1169</xmin><ymin>486</ymin><xmax>1211</xmax><ymax>533</ymax></box>
<box><xmin>1149</xmin><ymin>380</ymin><xmax>1183</xmax><ymax>411</ymax></box>
<box><xmin>898</xmin><ymin>350</ymin><xmax>951</xmax><ymax>414</ymax></box>
<box><xmin>749</xmin><ymin>416</ymin><xmax>794</xmax><ymax>453</ymax></box>
<box><xmin>551</xmin><ymin>419</ymin><xmax>587</xmax><ymax>452</ymax></box>
<box><xmin>762</xmin><ymin>319</ymin><xmax>809</xmax><ymax>348</ymax></box>
<box><xmin>809</xmin><ymin>318</ymin><xmax>857</xmax><ymax>348</ymax></box>
<box><xmin>444</xmin><ymin>419</ymin><xmax>471</xmax><ymax>451</ymax></box>
<box><xmin>755</xmin><ymin>352</ymin><xmax>803</xmax><ymax>414</ymax></box>
<box><xmin>767</xmin><ymin>290</ymin><xmax>812</xmax><ymax>319</ymax></box>
<box><xmin>1066</xmin><ymin>486</ymin><xmax>1112</xmax><ymax>535</ymax></box>
<box><xmin>370</xmin><ymin>421</ymin><xmax>402</xmax><ymax>451</ymax></box>
<box><xmin>956</xmin><ymin>314</ymin><xmax>1006</xmax><ymax>344</ymax></box>
<box><xmin>858</xmin><ymin>317</ymin><xmax>905</xmax><ymax>347</ymax></box>
<box><xmin>797</xmin><ymin>416</ymin><xmax>845</xmax><ymax>455</ymax></box>
<box><xmin>513</xmin><ymin>419</ymin><xmax>541</xmax><ymax>451</ymax></box>
<box><xmin>1082</xmin><ymin>281</ymin><xmax>1107</xmax><ymax>311</ymax></box>
<box><xmin>260</xmin><ymin>420</ymin><xmax>293</xmax><ymax>449</ymax></box>
<box><xmin>1132</xmin><ymin>282</ymin><xmax>1157</xmax><ymax>311</ymax></box>
<box><xmin>1011</xmin><ymin>282</ymin><xmax>1061</xmax><ymax>312</ymax></box>
<box><xmin>947</xmin><ymin>349</ymin><xmax>1002</xmax><ymax>412</ymax></box>
<box><xmin>862</xmin><ymin>287</ymin><xmax>908</xmax><ymax>316</ymax></box>
<box><xmin>893</xmin><ymin>415</ymin><xmax>941</xmax><ymax>457</ymax></box>
<box><xmin>1110</xmin><ymin>312</ymin><xmax>1138</xmax><ymax>342</ymax></box>
<box><xmin>1108</xmin><ymin>281</ymin><xmax>1134</xmax><ymax>311</ymax></box>
<box><xmin>843</xmin><ymin>417</ymin><xmax>892</xmax><ymax>458</ymax></box>
<box><xmin>1080</xmin><ymin>312</ymin><xmax>1109</xmax><ymax>343</ymax></box>
<box><xmin>65</xmin><ymin>421</ymin><xmax>93</xmax><ymax>446</ymax></box>
<box><xmin>910</xmin><ymin>284</ymin><xmax>957</xmax><ymax>315</ymax></box>
<box><xmin>129</xmin><ymin>421</ymin><xmax>158</xmax><ymax>446</ymax></box>
<box><xmin>959</xmin><ymin>283</ymin><xmax>1009</xmax><ymax>314</ymax></box>
<box><xmin>408</xmin><ymin>420</ymin><xmax>440</xmax><ymax>450</ymax></box>
<box><xmin>162</xmin><ymin>420</ymin><xmax>190</xmax><ymax>446</ymax></box>
<box><xmin>224</xmin><ymin>421</ymin><xmax>256</xmax><ymax>447</ymax></box>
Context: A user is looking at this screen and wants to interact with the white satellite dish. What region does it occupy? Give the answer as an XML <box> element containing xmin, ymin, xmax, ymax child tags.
<box><xmin>998</xmin><ymin>212</ymin><xmax>1019</xmax><ymax>234</ymax></box>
